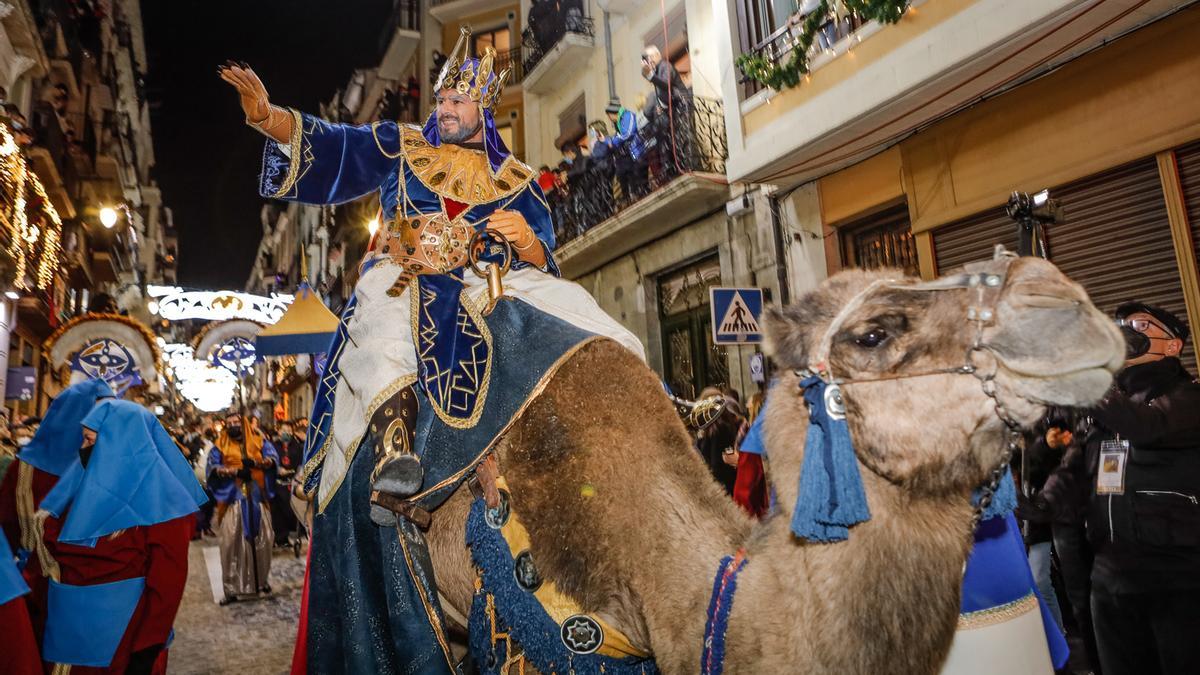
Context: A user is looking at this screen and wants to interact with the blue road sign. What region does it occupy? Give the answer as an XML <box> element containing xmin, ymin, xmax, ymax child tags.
<box><xmin>710</xmin><ymin>287</ymin><xmax>764</xmax><ymax>345</ymax></box>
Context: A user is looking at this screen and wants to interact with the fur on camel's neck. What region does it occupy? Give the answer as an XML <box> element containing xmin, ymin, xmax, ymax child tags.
<box><xmin>494</xmin><ymin>342</ymin><xmax>979</xmax><ymax>675</ymax></box>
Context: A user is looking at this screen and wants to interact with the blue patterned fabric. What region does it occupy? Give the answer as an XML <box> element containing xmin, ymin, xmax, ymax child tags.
<box><xmin>17</xmin><ymin>379</ymin><xmax>113</xmax><ymax>477</ymax></box>
<box><xmin>962</xmin><ymin>512</ymin><xmax>1069</xmax><ymax>668</ymax></box>
<box><xmin>41</xmin><ymin>400</ymin><xmax>206</xmax><ymax>546</ymax></box>
<box><xmin>699</xmin><ymin>552</ymin><xmax>749</xmax><ymax>675</ymax></box>
<box><xmin>466</xmin><ymin>500</ymin><xmax>659</xmax><ymax>675</ymax></box>
<box><xmin>414</xmin><ymin>275</ymin><xmax>491</xmax><ymax>426</ymax></box>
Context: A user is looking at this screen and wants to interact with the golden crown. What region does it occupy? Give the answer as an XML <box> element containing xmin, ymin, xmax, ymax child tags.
<box><xmin>434</xmin><ymin>27</ymin><xmax>511</xmax><ymax>111</ymax></box>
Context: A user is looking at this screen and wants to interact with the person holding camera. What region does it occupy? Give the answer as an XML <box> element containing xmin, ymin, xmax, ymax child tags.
<box><xmin>1031</xmin><ymin>302</ymin><xmax>1200</xmax><ymax>674</ymax></box>
<box><xmin>208</xmin><ymin>410</ymin><xmax>279</xmax><ymax>603</ymax></box>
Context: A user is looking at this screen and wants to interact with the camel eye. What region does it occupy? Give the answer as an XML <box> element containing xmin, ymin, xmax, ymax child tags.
<box><xmin>855</xmin><ymin>328</ymin><xmax>889</xmax><ymax>349</ymax></box>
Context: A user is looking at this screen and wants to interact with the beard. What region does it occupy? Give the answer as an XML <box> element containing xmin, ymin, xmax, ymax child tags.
<box><xmin>438</xmin><ymin>114</ymin><xmax>483</xmax><ymax>144</ymax></box>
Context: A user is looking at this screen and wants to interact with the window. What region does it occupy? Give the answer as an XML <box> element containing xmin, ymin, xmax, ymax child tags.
<box><xmin>472</xmin><ymin>26</ymin><xmax>512</xmax><ymax>55</ymax></box>
<box><xmin>839</xmin><ymin>203</ymin><xmax>918</xmax><ymax>277</ymax></box>
<box><xmin>556</xmin><ymin>93</ymin><xmax>587</xmax><ymax>154</ymax></box>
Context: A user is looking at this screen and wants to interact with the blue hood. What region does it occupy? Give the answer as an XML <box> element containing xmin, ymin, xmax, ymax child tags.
<box><xmin>40</xmin><ymin>400</ymin><xmax>207</xmax><ymax>546</ymax></box>
<box><xmin>17</xmin><ymin>379</ymin><xmax>114</xmax><ymax>477</ymax></box>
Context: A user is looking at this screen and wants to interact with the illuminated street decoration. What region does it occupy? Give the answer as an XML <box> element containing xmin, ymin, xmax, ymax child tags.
<box><xmin>212</xmin><ymin>335</ymin><xmax>257</xmax><ymax>373</ymax></box>
<box><xmin>71</xmin><ymin>338</ymin><xmax>145</xmax><ymax>396</ymax></box>
<box><xmin>162</xmin><ymin>343</ymin><xmax>237</xmax><ymax>412</ymax></box>
<box><xmin>153</xmin><ymin>288</ymin><xmax>294</xmax><ymax>323</ymax></box>
<box><xmin>45</xmin><ymin>313</ymin><xmax>161</xmax><ymax>394</ymax></box>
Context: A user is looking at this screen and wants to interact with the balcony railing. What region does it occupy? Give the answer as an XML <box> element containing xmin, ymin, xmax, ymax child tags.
<box><xmin>495</xmin><ymin>46</ymin><xmax>525</xmax><ymax>87</ymax></box>
<box><xmin>548</xmin><ymin>97</ymin><xmax>728</xmax><ymax>248</ymax></box>
<box><xmin>379</xmin><ymin>0</ymin><xmax>420</xmax><ymax>58</ymax></box>
<box><xmin>522</xmin><ymin>1</ymin><xmax>593</xmax><ymax>75</ymax></box>
<box><xmin>737</xmin><ymin>5</ymin><xmax>867</xmax><ymax>98</ymax></box>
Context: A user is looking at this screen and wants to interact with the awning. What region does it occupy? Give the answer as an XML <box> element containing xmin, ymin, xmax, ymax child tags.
<box><xmin>255</xmin><ymin>282</ymin><xmax>339</xmax><ymax>356</ymax></box>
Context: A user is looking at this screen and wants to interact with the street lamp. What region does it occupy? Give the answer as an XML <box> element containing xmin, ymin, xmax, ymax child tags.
<box><xmin>99</xmin><ymin>206</ymin><xmax>119</xmax><ymax>229</ymax></box>
<box><xmin>367</xmin><ymin>216</ymin><xmax>381</xmax><ymax>236</ymax></box>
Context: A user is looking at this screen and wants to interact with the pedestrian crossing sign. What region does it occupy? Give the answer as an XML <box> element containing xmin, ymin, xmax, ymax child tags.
<box><xmin>710</xmin><ymin>287</ymin><xmax>764</xmax><ymax>345</ymax></box>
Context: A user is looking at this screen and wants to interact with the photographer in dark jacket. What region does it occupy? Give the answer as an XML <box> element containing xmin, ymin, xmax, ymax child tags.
<box><xmin>1033</xmin><ymin>302</ymin><xmax>1200</xmax><ymax>675</ymax></box>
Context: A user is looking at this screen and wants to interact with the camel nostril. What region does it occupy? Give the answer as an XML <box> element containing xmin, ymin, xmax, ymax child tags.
<box><xmin>1007</xmin><ymin>281</ymin><xmax>1087</xmax><ymax>309</ymax></box>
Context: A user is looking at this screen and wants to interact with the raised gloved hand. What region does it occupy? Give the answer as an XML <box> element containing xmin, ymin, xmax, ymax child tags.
<box><xmin>218</xmin><ymin>61</ymin><xmax>293</xmax><ymax>143</ymax></box>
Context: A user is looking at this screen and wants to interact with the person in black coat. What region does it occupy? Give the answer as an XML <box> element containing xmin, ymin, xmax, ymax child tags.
<box><xmin>1032</xmin><ymin>302</ymin><xmax>1200</xmax><ymax>675</ymax></box>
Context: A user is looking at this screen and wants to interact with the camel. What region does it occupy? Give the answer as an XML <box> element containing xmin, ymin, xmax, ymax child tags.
<box><xmin>418</xmin><ymin>253</ymin><xmax>1125</xmax><ymax>673</ymax></box>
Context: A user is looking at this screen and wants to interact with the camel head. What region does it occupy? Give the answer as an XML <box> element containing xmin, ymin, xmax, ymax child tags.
<box><xmin>764</xmin><ymin>252</ymin><xmax>1124</xmax><ymax>511</ymax></box>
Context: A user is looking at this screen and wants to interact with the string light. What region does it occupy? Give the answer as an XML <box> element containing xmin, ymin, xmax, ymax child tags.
<box><xmin>0</xmin><ymin>120</ymin><xmax>64</xmax><ymax>290</ymax></box>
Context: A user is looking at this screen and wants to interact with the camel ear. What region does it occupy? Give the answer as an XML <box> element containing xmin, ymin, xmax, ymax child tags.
<box><xmin>764</xmin><ymin>305</ymin><xmax>811</xmax><ymax>370</ymax></box>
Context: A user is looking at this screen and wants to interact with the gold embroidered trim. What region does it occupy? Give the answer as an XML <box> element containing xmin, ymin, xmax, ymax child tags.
<box><xmin>270</xmin><ymin>108</ymin><xmax>305</xmax><ymax>198</ymax></box>
<box><xmin>371</xmin><ymin>121</ymin><xmax>403</xmax><ymax>159</ymax></box>
<box><xmin>957</xmin><ymin>591</ymin><xmax>1038</xmax><ymax>630</ymax></box>
<box><xmin>399</xmin><ymin>125</ymin><xmax>534</xmax><ymax>205</ymax></box>
<box><xmin>16</xmin><ymin>461</ymin><xmax>37</xmax><ymax>551</ymax></box>
<box><xmin>406</xmin><ymin>334</ymin><xmax>608</xmax><ymax>502</ymax></box>
<box><xmin>411</xmin><ymin>285</ymin><xmax>494</xmax><ymax>430</ymax></box>
<box><xmin>493</xmin><ymin>475</ymin><xmax>651</xmax><ymax>659</ymax></box>
<box><xmin>396</xmin><ymin>525</ymin><xmax>458</xmax><ymax>672</ymax></box>
<box><xmin>365</xmin><ymin>375</ymin><xmax>420</xmax><ymax>423</ymax></box>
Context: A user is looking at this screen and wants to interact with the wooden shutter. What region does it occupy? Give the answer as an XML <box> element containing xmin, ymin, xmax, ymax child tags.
<box><xmin>839</xmin><ymin>203</ymin><xmax>919</xmax><ymax>276</ymax></box>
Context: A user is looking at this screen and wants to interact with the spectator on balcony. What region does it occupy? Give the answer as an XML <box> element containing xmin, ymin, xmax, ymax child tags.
<box><xmin>50</xmin><ymin>84</ymin><xmax>69</xmax><ymax>116</ymax></box>
<box><xmin>641</xmin><ymin>45</ymin><xmax>691</xmax><ymax>122</ymax></box>
<box><xmin>604</xmin><ymin>102</ymin><xmax>647</xmax><ymax>202</ymax></box>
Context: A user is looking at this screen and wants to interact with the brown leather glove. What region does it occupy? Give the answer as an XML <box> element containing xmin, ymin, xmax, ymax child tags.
<box><xmin>218</xmin><ymin>61</ymin><xmax>293</xmax><ymax>143</ymax></box>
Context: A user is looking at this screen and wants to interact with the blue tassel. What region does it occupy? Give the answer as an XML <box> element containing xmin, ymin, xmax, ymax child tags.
<box><xmin>790</xmin><ymin>376</ymin><xmax>871</xmax><ymax>543</ymax></box>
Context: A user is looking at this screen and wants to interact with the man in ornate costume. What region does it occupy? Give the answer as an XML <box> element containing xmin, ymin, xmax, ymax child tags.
<box><xmin>221</xmin><ymin>27</ymin><xmax>643</xmax><ymax>672</ymax></box>
<box><xmin>207</xmin><ymin>411</ymin><xmax>278</xmax><ymax>603</ymax></box>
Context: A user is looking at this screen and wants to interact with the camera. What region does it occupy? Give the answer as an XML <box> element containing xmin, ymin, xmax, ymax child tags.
<box><xmin>1005</xmin><ymin>189</ymin><xmax>1062</xmax><ymax>224</ymax></box>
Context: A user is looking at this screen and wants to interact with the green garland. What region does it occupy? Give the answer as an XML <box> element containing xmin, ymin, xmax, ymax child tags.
<box><xmin>736</xmin><ymin>0</ymin><xmax>910</xmax><ymax>91</ymax></box>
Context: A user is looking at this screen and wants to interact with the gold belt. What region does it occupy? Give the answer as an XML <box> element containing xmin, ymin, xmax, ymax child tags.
<box><xmin>377</xmin><ymin>213</ymin><xmax>473</xmax><ymax>275</ymax></box>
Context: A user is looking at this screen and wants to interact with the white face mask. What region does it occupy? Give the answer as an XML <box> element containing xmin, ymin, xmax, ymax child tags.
<box><xmin>16</xmin><ymin>437</ymin><xmax>31</xmax><ymax>447</ymax></box>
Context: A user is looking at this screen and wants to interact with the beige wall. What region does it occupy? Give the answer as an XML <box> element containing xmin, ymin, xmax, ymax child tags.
<box><xmin>812</xmin><ymin>8</ymin><xmax>1200</xmax><ymax>236</ymax></box>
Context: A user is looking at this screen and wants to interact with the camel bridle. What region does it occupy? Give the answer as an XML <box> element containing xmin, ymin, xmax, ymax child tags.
<box><xmin>798</xmin><ymin>247</ymin><xmax>1024</xmax><ymax>529</ymax></box>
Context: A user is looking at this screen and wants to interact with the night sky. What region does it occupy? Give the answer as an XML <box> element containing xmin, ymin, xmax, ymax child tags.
<box><xmin>142</xmin><ymin>0</ymin><xmax>395</xmax><ymax>289</ymax></box>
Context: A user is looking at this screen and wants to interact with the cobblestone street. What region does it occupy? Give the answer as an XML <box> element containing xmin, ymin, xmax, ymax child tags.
<box><xmin>168</xmin><ymin>537</ymin><xmax>307</xmax><ymax>675</ymax></box>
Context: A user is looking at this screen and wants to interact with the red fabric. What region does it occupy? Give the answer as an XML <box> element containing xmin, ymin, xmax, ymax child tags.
<box><xmin>443</xmin><ymin>198</ymin><xmax>468</xmax><ymax>220</ymax></box>
<box><xmin>732</xmin><ymin>453</ymin><xmax>769</xmax><ymax>519</ymax></box>
<box><xmin>42</xmin><ymin>514</ymin><xmax>193</xmax><ymax>673</ymax></box>
<box><xmin>290</xmin><ymin>538</ymin><xmax>313</xmax><ymax>675</ymax></box>
<box><xmin>536</xmin><ymin>171</ymin><xmax>556</xmax><ymax>193</ymax></box>
<box><xmin>0</xmin><ymin>595</ymin><xmax>42</xmax><ymax>675</ymax></box>
<box><xmin>0</xmin><ymin>460</ymin><xmax>61</xmax><ymax>640</ymax></box>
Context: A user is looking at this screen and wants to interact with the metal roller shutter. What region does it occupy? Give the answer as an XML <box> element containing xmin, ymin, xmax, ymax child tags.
<box><xmin>931</xmin><ymin>208</ymin><xmax>1016</xmax><ymax>273</ymax></box>
<box><xmin>934</xmin><ymin>157</ymin><xmax>1192</xmax><ymax>372</ymax></box>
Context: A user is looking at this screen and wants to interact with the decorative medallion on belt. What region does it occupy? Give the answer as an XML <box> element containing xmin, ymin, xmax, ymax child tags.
<box><xmin>513</xmin><ymin>549</ymin><xmax>542</xmax><ymax>592</ymax></box>
<box><xmin>485</xmin><ymin>489</ymin><xmax>510</xmax><ymax>529</ymax></box>
<box><xmin>561</xmin><ymin>614</ymin><xmax>604</xmax><ymax>655</ymax></box>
